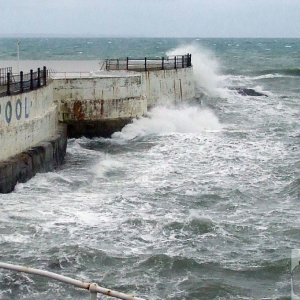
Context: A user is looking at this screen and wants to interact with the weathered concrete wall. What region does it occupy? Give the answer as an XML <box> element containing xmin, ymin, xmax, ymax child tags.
<box><xmin>0</xmin><ymin>66</ymin><xmax>195</xmax><ymax>192</ymax></box>
<box><xmin>141</xmin><ymin>67</ymin><xmax>195</xmax><ymax>108</ymax></box>
<box><xmin>0</xmin><ymin>82</ymin><xmax>68</xmax><ymax>193</ymax></box>
<box><xmin>53</xmin><ymin>67</ymin><xmax>195</xmax><ymax>137</ymax></box>
<box><xmin>0</xmin><ymin>124</ymin><xmax>67</xmax><ymax>193</ymax></box>
<box><xmin>0</xmin><ymin>84</ymin><xmax>58</xmax><ymax>161</ymax></box>
<box><xmin>53</xmin><ymin>74</ymin><xmax>147</xmax><ymax>137</ymax></box>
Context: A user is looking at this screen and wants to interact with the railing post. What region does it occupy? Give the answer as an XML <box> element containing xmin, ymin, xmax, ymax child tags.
<box><xmin>182</xmin><ymin>55</ymin><xmax>184</xmax><ymax>68</ymax></box>
<box><xmin>174</xmin><ymin>56</ymin><xmax>177</xmax><ymax>69</ymax></box>
<box><xmin>30</xmin><ymin>69</ymin><xmax>33</xmax><ymax>90</ymax></box>
<box><xmin>43</xmin><ymin>66</ymin><xmax>47</xmax><ymax>86</ymax></box>
<box><xmin>126</xmin><ymin>57</ymin><xmax>129</xmax><ymax>70</ymax></box>
<box><xmin>89</xmin><ymin>283</ymin><xmax>98</xmax><ymax>300</ymax></box>
<box><xmin>90</xmin><ymin>291</ymin><xmax>97</xmax><ymax>300</ymax></box>
<box><xmin>6</xmin><ymin>72</ymin><xmax>10</xmax><ymax>96</ymax></box>
<box><xmin>161</xmin><ymin>57</ymin><xmax>164</xmax><ymax>70</ymax></box>
<box><xmin>20</xmin><ymin>71</ymin><xmax>23</xmax><ymax>92</ymax></box>
<box><xmin>144</xmin><ymin>57</ymin><xmax>147</xmax><ymax>71</ymax></box>
<box><xmin>37</xmin><ymin>68</ymin><xmax>41</xmax><ymax>87</ymax></box>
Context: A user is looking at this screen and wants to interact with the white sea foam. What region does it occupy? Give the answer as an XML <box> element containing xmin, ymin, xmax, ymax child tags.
<box><xmin>253</xmin><ymin>85</ymin><xmax>274</xmax><ymax>97</ymax></box>
<box><xmin>93</xmin><ymin>154</ymin><xmax>125</xmax><ymax>178</ymax></box>
<box><xmin>167</xmin><ymin>44</ymin><xmax>226</xmax><ymax>97</ymax></box>
<box><xmin>112</xmin><ymin>105</ymin><xmax>222</xmax><ymax>141</ymax></box>
<box><xmin>0</xmin><ymin>233</ymin><xmax>30</xmax><ymax>244</ymax></box>
<box><xmin>251</xmin><ymin>74</ymin><xmax>287</xmax><ymax>80</ymax></box>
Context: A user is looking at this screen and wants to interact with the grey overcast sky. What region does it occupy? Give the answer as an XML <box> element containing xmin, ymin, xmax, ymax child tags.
<box><xmin>0</xmin><ymin>0</ymin><xmax>299</xmax><ymax>38</ymax></box>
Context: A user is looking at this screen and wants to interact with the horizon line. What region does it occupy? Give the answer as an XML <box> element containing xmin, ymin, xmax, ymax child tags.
<box><xmin>0</xmin><ymin>35</ymin><xmax>299</xmax><ymax>39</ymax></box>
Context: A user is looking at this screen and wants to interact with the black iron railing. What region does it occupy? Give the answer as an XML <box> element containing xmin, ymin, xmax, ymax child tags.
<box><xmin>0</xmin><ymin>66</ymin><xmax>49</xmax><ymax>97</ymax></box>
<box><xmin>0</xmin><ymin>67</ymin><xmax>12</xmax><ymax>86</ymax></box>
<box><xmin>105</xmin><ymin>53</ymin><xmax>192</xmax><ymax>71</ymax></box>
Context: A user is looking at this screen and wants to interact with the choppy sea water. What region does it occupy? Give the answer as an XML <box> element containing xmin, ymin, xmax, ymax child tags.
<box><xmin>0</xmin><ymin>38</ymin><xmax>299</xmax><ymax>300</ymax></box>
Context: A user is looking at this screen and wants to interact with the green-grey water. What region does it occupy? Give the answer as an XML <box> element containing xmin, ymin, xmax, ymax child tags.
<box><xmin>0</xmin><ymin>38</ymin><xmax>299</xmax><ymax>299</ymax></box>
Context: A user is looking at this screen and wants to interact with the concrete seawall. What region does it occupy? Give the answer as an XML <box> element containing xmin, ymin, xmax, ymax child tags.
<box><xmin>52</xmin><ymin>67</ymin><xmax>195</xmax><ymax>137</ymax></box>
<box><xmin>0</xmin><ymin>84</ymin><xmax>58</xmax><ymax>161</ymax></box>
<box><xmin>0</xmin><ymin>59</ymin><xmax>195</xmax><ymax>192</ymax></box>
<box><xmin>0</xmin><ymin>81</ymin><xmax>67</xmax><ymax>193</ymax></box>
<box><xmin>53</xmin><ymin>73</ymin><xmax>147</xmax><ymax>137</ymax></box>
<box><xmin>0</xmin><ymin>124</ymin><xmax>67</xmax><ymax>193</ymax></box>
<box><xmin>141</xmin><ymin>68</ymin><xmax>195</xmax><ymax>108</ymax></box>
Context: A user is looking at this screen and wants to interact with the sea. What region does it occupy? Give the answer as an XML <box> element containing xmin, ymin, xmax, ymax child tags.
<box><xmin>0</xmin><ymin>38</ymin><xmax>299</xmax><ymax>300</ymax></box>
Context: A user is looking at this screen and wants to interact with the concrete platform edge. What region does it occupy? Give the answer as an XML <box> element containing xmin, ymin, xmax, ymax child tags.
<box><xmin>0</xmin><ymin>124</ymin><xmax>67</xmax><ymax>194</ymax></box>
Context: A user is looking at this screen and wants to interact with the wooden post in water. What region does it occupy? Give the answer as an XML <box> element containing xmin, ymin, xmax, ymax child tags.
<box><xmin>161</xmin><ymin>57</ymin><xmax>164</xmax><ymax>70</ymax></box>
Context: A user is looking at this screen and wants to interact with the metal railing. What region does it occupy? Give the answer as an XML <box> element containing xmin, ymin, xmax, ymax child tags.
<box><xmin>50</xmin><ymin>72</ymin><xmax>95</xmax><ymax>79</ymax></box>
<box><xmin>0</xmin><ymin>67</ymin><xmax>49</xmax><ymax>97</ymax></box>
<box><xmin>105</xmin><ymin>53</ymin><xmax>192</xmax><ymax>71</ymax></box>
<box><xmin>0</xmin><ymin>262</ymin><xmax>146</xmax><ymax>300</ymax></box>
<box><xmin>0</xmin><ymin>67</ymin><xmax>12</xmax><ymax>85</ymax></box>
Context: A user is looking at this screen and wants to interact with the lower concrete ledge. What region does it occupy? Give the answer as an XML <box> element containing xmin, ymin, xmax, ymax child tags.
<box><xmin>0</xmin><ymin>124</ymin><xmax>67</xmax><ymax>194</ymax></box>
<box><xmin>66</xmin><ymin>118</ymin><xmax>132</xmax><ymax>138</ymax></box>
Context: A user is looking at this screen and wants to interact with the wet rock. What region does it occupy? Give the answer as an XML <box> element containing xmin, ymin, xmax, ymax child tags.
<box><xmin>231</xmin><ymin>87</ymin><xmax>268</xmax><ymax>97</ymax></box>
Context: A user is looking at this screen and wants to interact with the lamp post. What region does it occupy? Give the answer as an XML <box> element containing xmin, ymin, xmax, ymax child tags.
<box><xmin>17</xmin><ymin>40</ymin><xmax>20</xmax><ymax>73</ymax></box>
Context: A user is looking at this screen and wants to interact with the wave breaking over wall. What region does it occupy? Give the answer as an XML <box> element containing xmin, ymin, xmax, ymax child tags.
<box><xmin>167</xmin><ymin>44</ymin><xmax>225</xmax><ymax>97</ymax></box>
<box><xmin>112</xmin><ymin>105</ymin><xmax>222</xmax><ymax>141</ymax></box>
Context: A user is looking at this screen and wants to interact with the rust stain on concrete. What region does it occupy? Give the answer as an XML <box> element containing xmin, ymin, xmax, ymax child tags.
<box><xmin>73</xmin><ymin>101</ymin><xmax>85</xmax><ymax>120</ymax></box>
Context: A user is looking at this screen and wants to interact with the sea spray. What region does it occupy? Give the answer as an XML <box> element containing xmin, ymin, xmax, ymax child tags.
<box><xmin>112</xmin><ymin>105</ymin><xmax>222</xmax><ymax>141</ymax></box>
<box><xmin>93</xmin><ymin>154</ymin><xmax>125</xmax><ymax>179</ymax></box>
<box><xmin>167</xmin><ymin>44</ymin><xmax>226</xmax><ymax>97</ymax></box>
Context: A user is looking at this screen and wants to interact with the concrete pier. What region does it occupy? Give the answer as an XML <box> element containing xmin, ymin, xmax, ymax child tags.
<box><xmin>52</xmin><ymin>67</ymin><xmax>195</xmax><ymax>137</ymax></box>
<box><xmin>53</xmin><ymin>73</ymin><xmax>147</xmax><ymax>138</ymax></box>
<box><xmin>0</xmin><ymin>54</ymin><xmax>195</xmax><ymax>192</ymax></box>
<box><xmin>0</xmin><ymin>69</ymin><xmax>67</xmax><ymax>193</ymax></box>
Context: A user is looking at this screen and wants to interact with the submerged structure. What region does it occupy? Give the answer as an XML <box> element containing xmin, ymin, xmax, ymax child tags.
<box><xmin>0</xmin><ymin>54</ymin><xmax>195</xmax><ymax>193</ymax></box>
